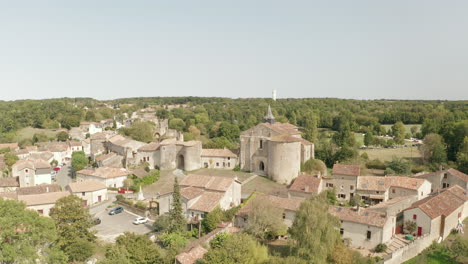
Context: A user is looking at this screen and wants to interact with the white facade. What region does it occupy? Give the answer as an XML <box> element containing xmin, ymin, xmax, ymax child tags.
<box><xmin>76</xmin><ymin>174</ymin><xmax>127</xmax><ymax>188</ymax></box>
<box><xmin>72</xmin><ymin>188</ymin><xmax>108</xmax><ymax>207</ymax></box>
<box><xmin>340</xmin><ymin>217</ymin><xmax>395</xmax><ymax>249</ymax></box>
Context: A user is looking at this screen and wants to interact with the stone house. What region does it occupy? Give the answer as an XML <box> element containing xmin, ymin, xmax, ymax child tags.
<box><xmin>80</xmin><ymin>122</ymin><xmax>103</xmax><ymax>135</ymax></box>
<box><xmin>0</xmin><ymin>177</ymin><xmax>20</xmax><ymax>192</ymax></box>
<box><xmin>240</xmin><ymin>106</ymin><xmax>314</xmax><ymax>184</ymax></box>
<box><xmin>235</xmin><ymin>193</ymin><xmax>302</xmax><ymax>228</ymax></box>
<box><xmin>137</xmin><ymin>139</ymin><xmax>202</xmax><ymax>171</ymax></box>
<box><xmin>329</xmin><ymin>206</ymin><xmax>396</xmax><ymax>249</ymax></box>
<box><xmin>157</xmin><ymin>174</ymin><xmax>241</xmax><ymax>221</ymax></box>
<box><xmin>69</xmin><ymin>127</ymin><xmax>85</xmax><ymax>141</ymax></box>
<box><xmin>12</xmin><ymin>159</ymin><xmax>52</xmax><ymax>187</ymax></box>
<box><xmin>105</xmin><ymin>135</ymin><xmax>146</xmax><ymax>166</ymax></box>
<box><xmin>288</xmin><ymin>174</ymin><xmax>323</xmax><ymax>198</ymax></box>
<box><xmin>82</xmin><ymin>138</ymin><xmax>91</xmax><ymax>156</ymax></box>
<box><xmin>356</xmin><ymin>176</ymin><xmax>431</xmax><ymax>205</ymax></box>
<box><xmin>25</xmin><ymin>152</ymin><xmax>54</xmax><ymax>164</ymax></box>
<box><xmin>414</xmin><ymin>168</ymin><xmax>468</xmax><ymax>191</ymax></box>
<box><xmin>403</xmin><ymin>185</ymin><xmax>467</xmax><ymax>240</ymax></box>
<box><xmin>323</xmin><ymin>164</ymin><xmax>361</xmax><ymax>201</ymax></box>
<box><xmin>66</xmin><ymin>180</ymin><xmax>108</xmax><ymax>207</ymax></box>
<box><xmin>0</xmin><ymin>184</ymin><xmax>67</xmax><ymax>217</ymax></box>
<box><xmin>69</xmin><ymin>141</ymin><xmax>83</xmax><ymax>152</ymax></box>
<box><xmin>95</xmin><ymin>152</ymin><xmax>123</xmax><ymax>168</ymax></box>
<box><xmin>90</xmin><ymin>131</ymin><xmax>116</xmax><ymax>158</ymax></box>
<box><xmin>37</xmin><ymin>142</ymin><xmax>71</xmax><ymax>163</ymax></box>
<box><xmin>76</xmin><ymin>167</ymin><xmax>130</xmax><ymax>188</ymax></box>
<box><xmin>200</xmin><ymin>148</ymin><xmax>238</xmax><ymax>169</ymax></box>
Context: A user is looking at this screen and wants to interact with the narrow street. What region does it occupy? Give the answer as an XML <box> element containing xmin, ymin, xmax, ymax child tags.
<box><xmin>55</xmin><ymin>162</ymin><xmax>73</xmax><ymax>189</ymax></box>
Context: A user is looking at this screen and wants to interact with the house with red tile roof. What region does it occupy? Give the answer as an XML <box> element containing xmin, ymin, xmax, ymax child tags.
<box><xmin>12</xmin><ymin>159</ymin><xmax>52</xmax><ymax>187</ymax></box>
<box><xmin>201</xmin><ymin>148</ymin><xmax>238</xmax><ymax>170</ymax></box>
<box><xmin>415</xmin><ymin>168</ymin><xmax>468</xmax><ymax>191</ymax></box>
<box><xmin>403</xmin><ymin>185</ymin><xmax>467</xmax><ymax>240</ymax></box>
<box><xmin>66</xmin><ymin>180</ymin><xmax>107</xmax><ymax>207</ymax></box>
<box><xmin>329</xmin><ymin>206</ymin><xmax>396</xmax><ymax>249</ymax></box>
<box><xmin>157</xmin><ymin>174</ymin><xmax>241</xmax><ymax>222</ymax></box>
<box><xmin>76</xmin><ymin>167</ymin><xmax>130</xmax><ymax>188</ymax></box>
<box><xmin>356</xmin><ymin>176</ymin><xmax>431</xmax><ymax>205</ymax></box>
<box><xmin>323</xmin><ymin>164</ymin><xmax>361</xmax><ymax>202</ymax></box>
<box><xmin>288</xmin><ymin>174</ymin><xmax>323</xmax><ymax>198</ymax></box>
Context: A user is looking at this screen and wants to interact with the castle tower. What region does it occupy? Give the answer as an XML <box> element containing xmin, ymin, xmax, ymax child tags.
<box><xmin>264</xmin><ymin>105</ymin><xmax>275</xmax><ymax>124</ymax></box>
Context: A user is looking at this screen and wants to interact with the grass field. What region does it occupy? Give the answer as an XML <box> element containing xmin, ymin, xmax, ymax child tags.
<box><xmin>13</xmin><ymin>127</ymin><xmax>63</xmax><ymax>142</ymax></box>
<box><xmin>382</xmin><ymin>124</ymin><xmax>422</xmax><ymax>135</ymax></box>
<box><xmin>358</xmin><ymin>146</ymin><xmax>422</xmax><ymax>162</ymax></box>
<box><xmin>241</xmin><ymin>176</ymin><xmax>287</xmax><ymax>198</ymax></box>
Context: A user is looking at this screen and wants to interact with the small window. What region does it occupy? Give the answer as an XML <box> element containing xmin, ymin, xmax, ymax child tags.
<box><xmin>204</xmin><ymin>162</ymin><xmax>208</xmax><ymax>168</ymax></box>
<box><xmin>223</xmin><ymin>162</ymin><xmax>226</xmax><ymax>167</ymax></box>
<box><xmin>282</xmin><ymin>213</ymin><xmax>286</xmax><ymax>219</ymax></box>
<box><xmin>413</xmin><ymin>214</ymin><xmax>417</xmax><ymax>220</ymax></box>
<box><xmin>326</xmin><ymin>183</ymin><xmax>334</xmax><ymax>188</ymax></box>
<box><xmin>350</xmin><ymin>185</ymin><xmax>354</xmax><ymax>190</ymax></box>
<box><xmin>376</xmin><ymin>191</ymin><xmax>380</xmax><ymax>194</ymax></box>
<box><xmin>338</xmin><ymin>194</ymin><xmax>346</xmax><ymax>199</ymax></box>
<box><xmin>82</xmin><ymin>192</ymin><xmax>85</xmax><ymax>196</ymax></box>
<box><xmin>340</xmin><ymin>185</ymin><xmax>344</xmax><ymax>190</ymax></box>
<box><xmin>421</xmin><ymin>192</ymin><xmax>423</xmax><ymax>196</ymax></box>
<box><xmin>259</xmin><ymin>140</ymin><xmax>263</xmax><ymax>149</ymax></box>
<box><xmin>191</xmin><ymin>212</ymin><xmax>194</xmax><ymax>216</ymax></box>
<box><xmin>340</xmin><ymin>228</ymin><xmax>344</xmax><ymax>236</ymax></box>
<box><xmin>228</xmin><ymin>157</ymin><xmax>231</xmax><ymax>160</ymax></box>
<box><xmin>443</xmin><ymin>173</ymin><xmax>448</xmax><ymax>179</ymax></box>
<box><xmin>216</xmin><ymin>162</ymin><xmax>219</xmax><ymax>167</ymax></box>
<box><xmin>392</xmin><ymin>189</ymin><xmax>396</xmax><ymax>194</ymax></box>
<box><xmin>228</xmin><ymin>162</ymin><xmax>231</xmax><ymax>167</ymax></box>
<box><xmin>367</xmin><ymin>231</ymin><xmax>372</xmax><ymax>240</ymax></box>
<box><xmin>25</xmin><ymin>169</ymin><xmax>29</xmax><ymax>173</ymax></box>
<box><xmin>37</xmin><ymin>209</ymin><xmax>44</xmax><ymax>215</ymax></box>
<box><xmin>443</xmin><ymin>183</ymin><xmax>449</xmax><ymax>188</ymax></box>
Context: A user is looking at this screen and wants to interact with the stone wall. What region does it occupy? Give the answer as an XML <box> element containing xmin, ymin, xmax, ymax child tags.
<box><xmin>379</xmin><ymin>234</ymin><xmax>435</xmax><ymax>264</ymax></box>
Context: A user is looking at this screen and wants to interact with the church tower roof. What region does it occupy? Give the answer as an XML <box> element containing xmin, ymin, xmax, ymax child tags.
<box><xmin>264</xmin><ymin>105</ymin><xmax>276</xmax><ymax>124</ymax></box>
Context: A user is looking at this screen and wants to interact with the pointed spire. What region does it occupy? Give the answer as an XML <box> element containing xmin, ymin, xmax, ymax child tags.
<box><xmin>264</xmin><ymin>105</ymin><xmax>275</xmax><ymax>124</ymax></box>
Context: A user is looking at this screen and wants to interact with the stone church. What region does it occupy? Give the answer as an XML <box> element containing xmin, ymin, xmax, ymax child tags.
<box><xmin>240</xmin><ymin>106</ymin><xmax>314</xmax><ymax>184</ymax></box>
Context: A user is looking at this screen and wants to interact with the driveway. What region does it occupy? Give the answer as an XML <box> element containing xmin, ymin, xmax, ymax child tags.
<box><xmin>92</xmin><ymin>202</ymin><xmax>154</xmax><ymax>243</ymax></box>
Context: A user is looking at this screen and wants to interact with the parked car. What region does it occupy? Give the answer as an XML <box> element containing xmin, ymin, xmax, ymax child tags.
<box><xmin>109</xmin><ymin>206</ymin><xmax>124</xmax><ymax>215</ymax></box>
<box><xmin>92</xmin><ymin>217</ymin><xmax>101</xmax><ymax>225</ymax></box>
<box><xmin>133</xmin><ymin>217</ymin><xmax>149</xmax><ymax>225</ymax></box>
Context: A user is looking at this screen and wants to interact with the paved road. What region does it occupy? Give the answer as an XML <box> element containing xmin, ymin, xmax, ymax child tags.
<box><xmin>55</xmin><ymin>163</ymin><xmax>73</xmax><ymax>188</ymax></box>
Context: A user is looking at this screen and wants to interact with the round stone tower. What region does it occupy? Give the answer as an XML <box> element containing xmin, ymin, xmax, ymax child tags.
<box><xmin>267</xmin><ymin>140</ymin><xmax>301</xmax><ymax>185</ymax></box>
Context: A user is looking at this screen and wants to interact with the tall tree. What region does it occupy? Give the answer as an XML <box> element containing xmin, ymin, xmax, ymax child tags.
<box><xmin>168</xmin><ymin>177</ymin><xmax>186</xmax><ymax>233</ymax></box>
<box><xmin>99</xmin><ymin>232</ymin><xmax>162</xmax><ymax>264</ymax></box>
<box><xmin>420</xmin><ymin>133</ymin><xmax>447</xmax><ymax>168</ymax></box>
<box><xmin>244</xmin><ymin>197</ymin><xmax>287</xmax><ymax>240</ymax></box>
<box><xmin>198</xmin><ymin>233</ymin><xmax>268</xmax><ymax>264</ymax></box>
<box><xmin>456</xmin><ymin>137</ymin><xmax>468</xmax><ymax>173</ymax></box>
<box><xmin>0</xmin><ymin>198</ymin><xmax>67</xmax><ymax>264</ymax></box>
<box><xmin>289</xmin><ymin>193</ymin><xmax>341</xmax><ymax>263</ymax></box>
<box><xmin>71</xmin><ymin>151</ymin><xmax>88</xmax><ymax>172</ymax></box>
<box><xmin>391</xmin><ymin>121</ymin><xmax>406</xmax><ymax>145</ymax></box>
<box><xmin>50</xmin><ymin>195</ymin><xmax>96</xmax><ymax>262</ymax></box>
<box><xmin>363</xmin><ymin>131</ymin><xmax>374</xmax><ymax>146</ymax></box>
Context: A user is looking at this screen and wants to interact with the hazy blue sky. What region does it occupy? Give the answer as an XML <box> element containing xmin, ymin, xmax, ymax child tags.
<box><xmin>1</xmin><ymin>1</ymin><xmax>467</xmax><ymax>100</ymax></box>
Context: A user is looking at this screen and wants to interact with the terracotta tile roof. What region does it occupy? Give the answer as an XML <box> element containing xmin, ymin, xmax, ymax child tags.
<box><xmin>289</xmin><ymin>174</ymin><xmax>322</xmax><ymax>194</ymax></box>
<box><xmin>27</xmin><ymin>152</ymin><xmax>54</xmax><ymax>161</ymax></box>
<box><xmin>332</xmin><ymin>164</ymin><xmax>360</xmax><ymax>177</ymax></box>
<box><xmin>188</xmin><ymin>192</ymin><xmax>224</xmax><ymax>212</ymax></box>
<box><xmin>201</xmin><ymin>148</ymin><xmax>237</xmax><ymax>158</ymax></box>
<box><xmin>329</xmin><ymin>206</ymin><xmax>389</xmax><ymax>228</ymax></box>
<box><xmin>180</xmin><ymin>174</ymin><xmax>235</xmax><ymax>192</ymax></box>
<box><xmin>68</xmin><ymin>141</ymin><xmax>82</xmax><ymax>147</ymax></box>
<box><xmin>13</xmin><ymin>159</ymin><xmax>51</xmax><ymax>171</ymax></box>
<box><xmin>38</xmin><ymin>142</ymin><xmax>69</xmax><ymax>153</ymax></box>
<box><xmin>176</xmin><ymin>245</ymin><xmax>208</xmax><ymax>264</ymax></box>
<box><xmin>0</xmin><ymin>143</ymin><xmax>19</xmax><ymax>150</ymax></box>
<box><xmin>180</xmin><ymin>187</ymin><xmax>205</xmax><ymax>200</ymax></box>
<box><xmin>368</xmin><ymin>195</ymin><xmax>417</xmax><ymax>210</ymax></box>
<box><xmin>357</xmin><ymin>176</ymin><xmax>427</xmax><ymax>191</ymax></box>
<box><xmin>138</xmin><ymin>142</ymin><xmax>160</xmax><ymax>151</ymax></box>
<box><xmin>386</xmin><ymin>176</ymin><xmax>427</xmax><ymax>190</ymax></box>
<box><xmin>447</xmin><ymin>168</ymin><xmax>468</xmax><ymax>182</ymax></box>
<box><xmin>0</xmin><ymin>191</ymin><xmax>18</xmax><ymax>200</ymax></box>
<box><xmin>236</xmin><ymin>193</ymin><xmax>302</xmax><ymax>216</ymax></box>
<box><xmin>0</xmin><ymin>177</ymin><xmax>19</xmax><ymax>187</ymax></box>
<box><xmin>404</xmin><ymin>185</ymin><xmax>467</xmax><ymax>219</ymax></box>
<box><xmin>261</xmin><ymin>122</ymin><xmax>301</xmax><ymax>135</ymax></box>
<box><xmin>95</xmin><ymin>152</ymin><xmax>117</xmax><ymax>162</ymax></box>
<box><xmin>17</xmin><ymin>184</ymin><xmax>61</xmax><ymax>195</ymax></box>
<box><xmin>90</xmin><ymin>131</ymin><xmax>115</xmax><ymax>140</ymax></box>
<box><xmin>269</xmin><ymin>134</ymin><xmax>303</xmax><ymax>143</ymax></box>
<box><xmin>18</xmin><ymin>191</ymin><xmax>70</xmax><ymax>206</ymax></box>
<box><xmin>25</xmin><ymin>146</ymin><xmax>38</xmax><ymax>152</ymax></box>
<box><xmin>131</xmin><ymin>168</ymin><xmax>149</xmax><ymax>179</ymax></box>
<box><xmin>77</xmin><ymin>167</ymin><xmax>130</xmax><ymax>179</ymax></box>
<box><xmin>176</xmin><ymin>141</ymin><xmax>200</xmax><ymax>147</ymax></box>
<box><xmin>68</xmin><ymin>180</ymin><xmax>107</xmax><ymax>193</ymax></box>
<box><xmin>15</xmin><ymin>149</ymin><xmax>29</xmax><ymax>155</ymax></box>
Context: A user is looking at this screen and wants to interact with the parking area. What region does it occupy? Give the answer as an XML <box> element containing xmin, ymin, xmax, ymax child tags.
<box><xmin>92</xmin><ymin>207</ymin><xmax>154</xmax><ymax>243</ymax></box>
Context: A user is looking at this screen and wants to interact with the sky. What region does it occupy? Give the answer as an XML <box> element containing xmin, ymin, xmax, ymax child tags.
<box><xmin>1</xmin><ymin>1</ymin><xmax>468</xmax><ymax>101</ymax></box>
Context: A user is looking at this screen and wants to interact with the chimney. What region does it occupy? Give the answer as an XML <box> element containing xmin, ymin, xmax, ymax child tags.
<box><xmin>305</xmin><ymin>186</ymin><xmax>310</xmax><ymax>193</ymax></box>
<box><xmin>46</xmin><ymin>187</ymin><xmax>49</xmax><ymax>193</ymax></box>
<box><xmin>317</xmin><ymin>171</ymin><xmax>321</xmax><ymax>178</ymax></box>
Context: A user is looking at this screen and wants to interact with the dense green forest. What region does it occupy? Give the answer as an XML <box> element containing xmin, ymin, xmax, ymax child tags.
<box><xmin>0</xmin><ymin>97</ymin><xmax>467</xmax><ymax>172</ymax></box>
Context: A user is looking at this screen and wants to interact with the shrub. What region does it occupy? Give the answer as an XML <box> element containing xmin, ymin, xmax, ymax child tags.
<box><xmin>366</xmin><ymin>159</ymin><xmax>386</xmax><ymax>170</ymax></box>
<box><xmin>135</xmin><ymin>201</ymin><xmax>147</xmax><ymax>210</ymax></box>
<box><xmin>116</xmin><ymin>194</ymin><xmax>124</xmax><ymax>201</ymax></box>
<box><xmin>375</xmin><ymin>243</ymin><xmax>387</xmax><ymax>253</ymax></box>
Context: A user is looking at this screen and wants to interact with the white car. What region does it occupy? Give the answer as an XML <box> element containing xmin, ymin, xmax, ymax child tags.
<box><xmin>133</xmin><ymin>217</ymin><xmax>149</xmax><ymax>225</ymax></box>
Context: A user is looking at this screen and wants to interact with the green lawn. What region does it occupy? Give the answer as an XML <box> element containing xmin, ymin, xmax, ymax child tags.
<box><xmin>358</xmin><ymin>146</ymin><xmax>422</xmax><ymax>163</ymax></box>
<box><xmin>382</xmin><ymin>124</ymin><xmax>422</xmax><ymax>135</ymax></box>
<box><xmin>241</xmin><ymin>176</ymin><xmax>287</xmax><ymax>198</ymax></box>
<box><xmin>14</xmin><ymin>127</ymin><xmax>62</xmax><ymax>142</ymax></box>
